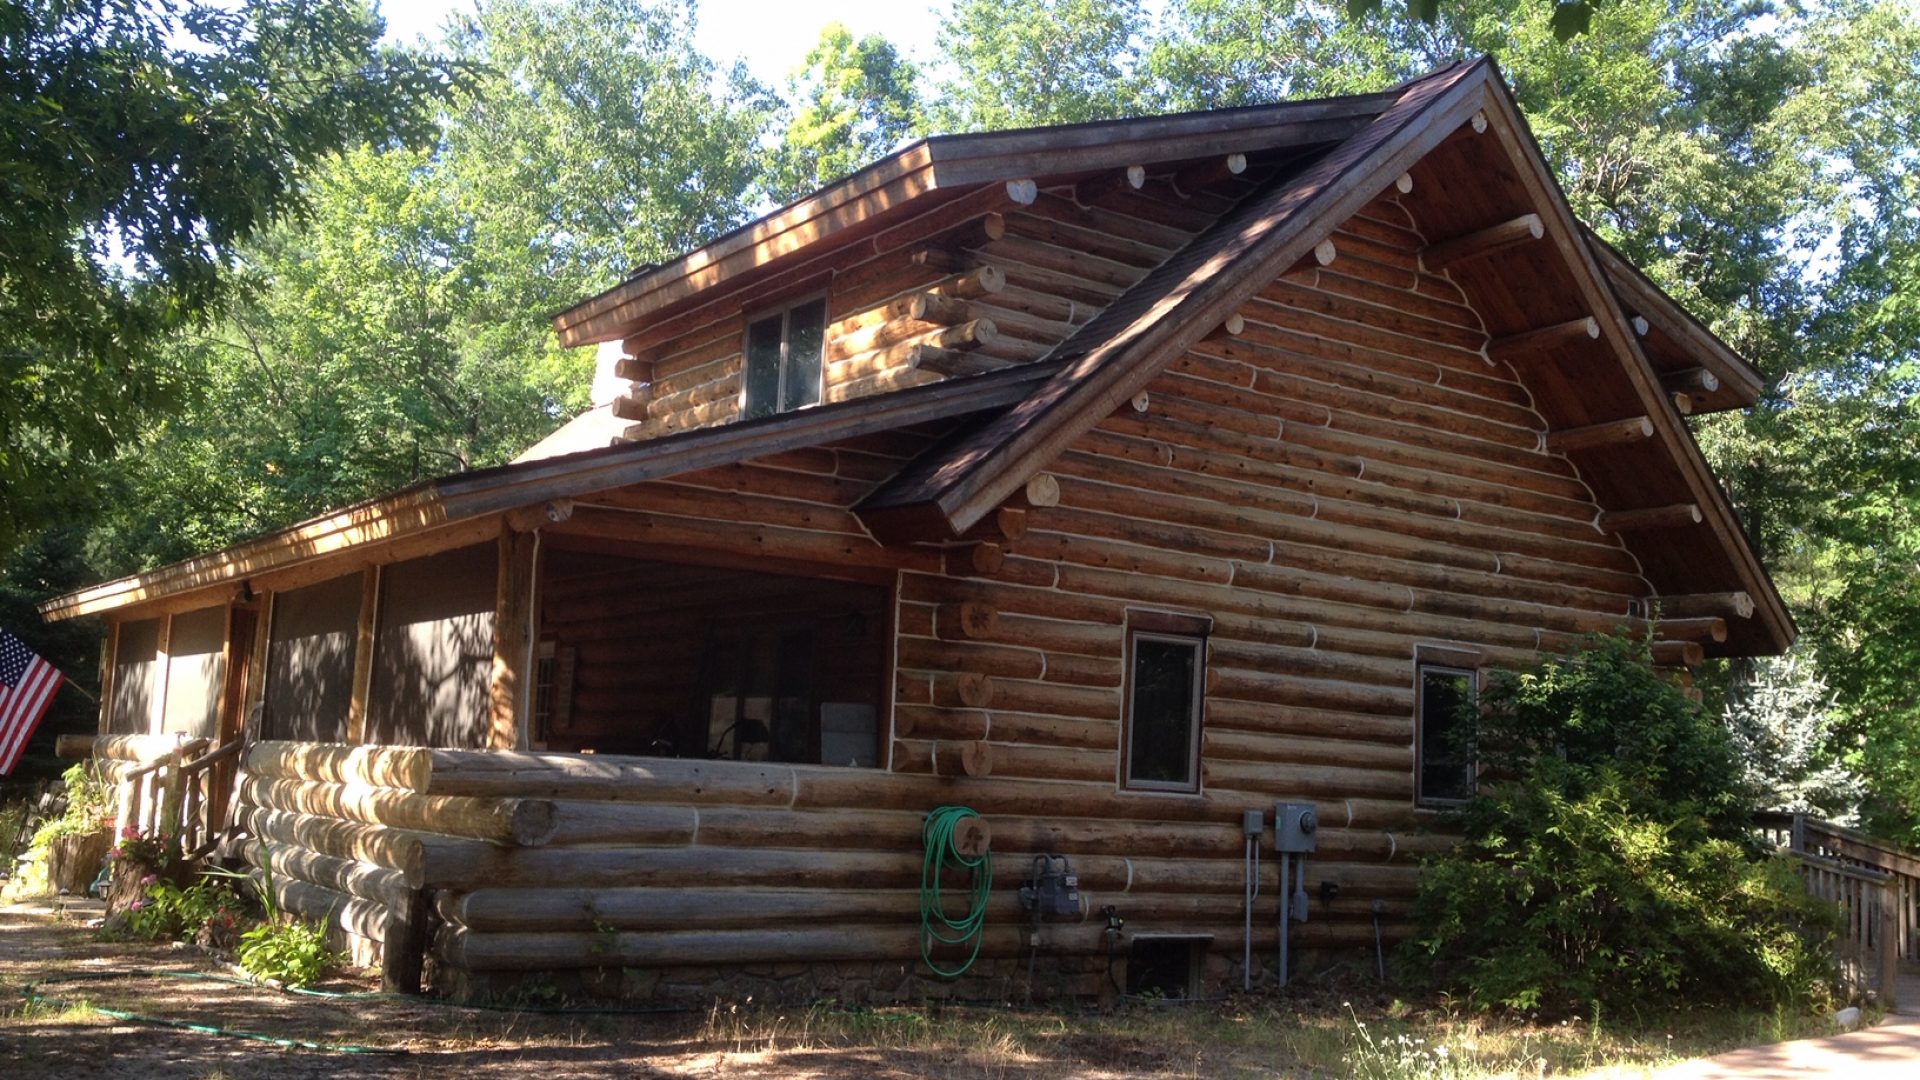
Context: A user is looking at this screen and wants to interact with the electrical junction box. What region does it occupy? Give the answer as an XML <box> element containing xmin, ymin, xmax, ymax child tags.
<box><xmin>1241</xmin><ymin>808</ymin><xmax>1265</xmax><ymax>836</ymax></box>
<box><xmin>1275</xmin><ymin>802</ymin><xmax>1319</xmax><ymax>853</ymax></box>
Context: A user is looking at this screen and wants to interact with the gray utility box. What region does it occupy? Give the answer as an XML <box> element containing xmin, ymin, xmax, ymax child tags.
<box><xmin>1275</xmin><ymin>802</ymin><xmax>1319</xmax><ymax>853</ymax></box>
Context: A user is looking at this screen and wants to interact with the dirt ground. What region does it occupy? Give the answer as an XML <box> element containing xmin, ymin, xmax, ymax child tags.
<box><xmin>0</xmin><ymin>901</ymin><xmax>1234</xmax><ymax>1079</ymax></box>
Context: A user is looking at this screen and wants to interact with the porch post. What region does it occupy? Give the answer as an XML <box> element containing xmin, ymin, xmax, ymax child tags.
<box><xmin>488</xmin><ymin>523</ymin><xmax>537</xmax><ymax>750</ymax></box>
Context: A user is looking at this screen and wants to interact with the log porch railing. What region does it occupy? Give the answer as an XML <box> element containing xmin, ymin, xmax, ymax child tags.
<box><xmin>1757</xmin><ymin>810</ymin><xmax>1914</xmax><ymax>1007</ymax></box>
<box><xmin>116</xmin><ymin>736</ymin><xmax>245</xmax><ymax>859</ymax></box>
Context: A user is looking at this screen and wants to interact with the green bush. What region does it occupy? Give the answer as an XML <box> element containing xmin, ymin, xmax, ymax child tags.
<box><xmin>1403</xmin><ymin>634</ymin><xmax>1839</xmax><ymax>1016</ymax></box>
<box><xmin>125</xmin><ymin>877</ymin><xmax>246</xmax><ymax>944</ymax></box>
<box><xmin>236</xmin><ymin>917</ymin><xmax>339</xmax><ymax>988</ymax></box>
<box><xmin>28</xmin><ymin>763</ymin><xmax>113</xmax><ymax>846</ymax></box>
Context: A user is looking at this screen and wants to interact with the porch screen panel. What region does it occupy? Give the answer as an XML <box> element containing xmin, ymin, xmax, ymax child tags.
<box><xmin>161</xmin><ymin>606</ymin><xmax>226</xmax><ymax>739</ymax></box>
<box><xmin>263</xmin><ymin>574</ymin><xmax>361</xmax><ymax>742</ymax></box>
<box><xmin>106</xmin><ymin>618</ymin><xmax>160</xmax><ymax>735</ymax></box>
<box><xmin>367</xmin><ymin>543</ymin><xmax>495</xmax><ymax>748</ymax></box>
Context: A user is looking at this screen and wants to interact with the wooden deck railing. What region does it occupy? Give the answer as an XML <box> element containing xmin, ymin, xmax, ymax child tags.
<box><xmin>1757</xmin><ymin>810</ymin><xmax>1914</xmax><ymax>1007</ymax></box>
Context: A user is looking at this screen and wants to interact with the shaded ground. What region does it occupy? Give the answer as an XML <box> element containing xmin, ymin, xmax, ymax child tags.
<box><xmin>0</xmin><ymin>899</ymin><xmax>1866</xmax><ymax>1078</ymax></box>
<box><xmin>0</xmin><ymin>901</ymin><xmax>1246</xmax><ymax>1079</ymax></box>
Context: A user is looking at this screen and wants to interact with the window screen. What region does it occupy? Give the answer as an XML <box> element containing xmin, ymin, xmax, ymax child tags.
<box><xmin>162</xmin><ymin>606</ymin><xmax>226</xmax><ymax>739</ymax></box>
<box><xmin>1124</xmin><ymin>628</ymin><xmax>1205</xmax><ymax>792</ymax></box>
<box><xmin>263</xmin><ymin>574</ymin><xmax>361</xmax><ymax>743</ymax></box>
<box><xmin>1417</xmin><ymin>665</ymin><xmax>1477</xmax><ymax>805</ymax></box>
<box><xmin>107</xmin><ymin>618</ymin><xmax>160</xmax><ymax>735</ymax></box>
<box><xmin>367</xmin><ymin>544</ymin><xmax>496</xmax><ymax>749</ymax></box>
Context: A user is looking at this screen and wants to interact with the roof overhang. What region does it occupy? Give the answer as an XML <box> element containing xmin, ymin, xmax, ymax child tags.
<box><xmin>39</xmin><ymin>363</ymin><xmax>1057</xmax><ymax>622</ymax></box>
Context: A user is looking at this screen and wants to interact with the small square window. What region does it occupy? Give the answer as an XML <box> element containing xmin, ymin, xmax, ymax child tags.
<box><xmin>1416</xmin><ymin>664</ymin><xmax>1477</xmax><ymax>805</ymax></box>
<box><xmin>742</xmin><ymin>297</ymin><xmax>827</xmax><ymax>418</ymax></box>
<box><xmin>1123</xmin><ymin>616</ymin><xmax>1207</xmax><ymax>792</ymax></box>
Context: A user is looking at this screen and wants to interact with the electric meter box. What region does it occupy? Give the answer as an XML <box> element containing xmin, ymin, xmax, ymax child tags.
<box><xmin>1275</xmin><ymin>801</ymin><xmax>1319</xmax><ymax>853</ymax></box>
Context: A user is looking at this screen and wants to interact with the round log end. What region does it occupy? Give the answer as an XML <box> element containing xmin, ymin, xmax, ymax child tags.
<box><xmin>956</xmin><ymin>672</ymin><xmax>995</xmax><ymax>709</ymax></box>
<box><xmin>976</xmin><ymin>265</ymin><xmax>1007</xmax><ymax>294</ymax></box>
<box><xmin>1222</xmin><ymin>312</ymin><xmax>1247</xmax><ymax>336</ymax></box>
<box><xmin>1394</xmin><ymin>172</ymin><xmax>1414</xmax><ymax>194</ymax></box>
<box><xmin>1635</xmin><ymin>417</ymin><xmax>1655</xmax><ymax>437</ymax></box>
<box><xmin>1471</xmin><ymin>110</ymin><xmax>1488</xmax><ymax>133</ymax></box>
<box><xmin>1580</xmin><ymin>316</ymin><xmax>1600</xmax><ymax>339</ymax></box>
<box><xmin>1314</xmin><ymin>238</ymin><xmax>1337</xmax><ymax>266</ymax></box>
<box><xmin>1225</xmin><ymin>153</ymin><xmax>1247</xmax><ymax>175</ymax></box>
<box><xmin>507</xmin><ymin>799</ymin><xmax>559</xmax><ymax>847</ymax></box>
<box><xmin>1124</xmin><ymin>164</ymin><xmax>1146</xmax><ymax>189</ymax></box>
<box><xmin>1006</xmin><ymin>178</ymin><xmax>1038</xmax><ymax>205</ymax></box>
<box><xmin>1024</xmin><ymin>473</ymin><xmax>1061</xmax><ymax>508</ymax></box>
<box><xmin>951</xmin><ymin>816</ymin><xmax>992</xmax><ymax>858</ymax></box>
<box><xmin>1131</xmin><ymin>391</ymin><xmax>1151</xmax><ymax>413</ymax></box>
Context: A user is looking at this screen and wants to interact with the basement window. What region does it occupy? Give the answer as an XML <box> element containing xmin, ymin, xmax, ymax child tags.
<box><xmin>1123</xmin><ymin>612</ymin><xmax>1209</xmax><ymax>793</ymax></box>
<box><xmin>742</xmin><ymin>296</ymin><xmax>827</xmax><ymax>418</ymax></box>
<box><xmin>1416</xmin><ymin>663</ymin><xmax>1478</xmax><ymax>806</ymax></box>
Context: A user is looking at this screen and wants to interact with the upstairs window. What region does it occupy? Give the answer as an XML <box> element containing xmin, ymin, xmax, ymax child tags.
<box><xmin>742</xmin><ymin>297</ymin><xmax>827</xmax><ymax>418</ymax></box>
<box><xmin>1416</xmin><ymin>663</ymin><xmax>1478</xmax><ymax>806</ymax></box>
<box><xmin>1123</xmin><ymin>612</ymin><xmax>1209</xmax><ymax>793</ymax></box>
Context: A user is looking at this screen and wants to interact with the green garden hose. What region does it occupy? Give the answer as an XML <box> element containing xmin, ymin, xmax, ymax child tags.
<box><xmin>919</xmin><ymin>805</ymin><xmax>992</xmax><ymax>978</ymax></box>
<box><xmin>19</xmin><ymin>971</ymin><xmax>406</xmax><ymax>1055</ymax></box>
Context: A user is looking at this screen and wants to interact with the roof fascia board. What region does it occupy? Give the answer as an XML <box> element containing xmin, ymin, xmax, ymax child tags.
<box><xmin>42</xmin><ymin>363</ymin><xmax>1058</xmax><ymax>622</ymax></box>
<box><xmin>1583</xmin><ymin>230</ymin><xmax>1766</xmax><ymax>405</ymax></box>
<box><xmin>39</xmin><ymin>491</ymin><xmax>448</xmax><ymax>622</ymax></box>
<box><xmin>1472</xmin><ymin>79</ymin><xmax>1795</xmax><ymax>652</ymax></box>
<box><xmin>924</xmin><ymin>93</ymin><xmax>1396</xmax><ymax>159</ymax></box>
<box><xmin>926</xmin><ymin>116</ymin><xmax>1374</xmax><ymax>187</ymax></box>
<box><xmin>895</xmin><ymin>63</ymin><xmax>1495</xmax><ymax>536</ymax></box>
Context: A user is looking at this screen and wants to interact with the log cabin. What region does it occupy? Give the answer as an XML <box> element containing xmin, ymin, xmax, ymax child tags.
<box><xmin>41</xmin><ymin>57</ymin><xmax>1793</xmax><ymax>1003</ymax></box>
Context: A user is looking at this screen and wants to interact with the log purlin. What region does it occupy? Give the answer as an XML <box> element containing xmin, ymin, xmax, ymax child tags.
<box><xmin>233</xmin><ymin>193</ymin><xmax>1697</xmax><ymax>1000</ymax></box>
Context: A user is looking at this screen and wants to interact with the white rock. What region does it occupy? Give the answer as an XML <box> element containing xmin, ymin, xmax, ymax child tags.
<box><xmin>1834</xmin><ymin>1006</ymin><xmax>1863</xmax><ymax>1031</ymax></box>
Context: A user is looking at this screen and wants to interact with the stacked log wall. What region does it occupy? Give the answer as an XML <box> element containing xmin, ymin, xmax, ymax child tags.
<box><xmin>225</xmin><ymin>187</ymin><xmax>1685</xmax><ymax>1001</ymax></box>
<box><xmin>615</xmin><ymin>178</ymin><xmax>1233</xmax><ymax>440</ymax></box>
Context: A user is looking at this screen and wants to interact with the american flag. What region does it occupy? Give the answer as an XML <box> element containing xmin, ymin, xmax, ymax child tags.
<box><xmin>0</xmin><ymin>629</ymin><xmax>64</xmax><ymax>776</ymax></box>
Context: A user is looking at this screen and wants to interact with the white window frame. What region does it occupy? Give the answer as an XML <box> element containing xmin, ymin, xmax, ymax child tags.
<box><xmin>740</xmin><ymin>294</ymin><xmax>828</xmax><ymax>418</ymax></box>
<box><xmin>1414</xmin><ymin>662</ymin><xmax>1478</xmax><ymax>807</ymax></box>
<box><xmin>1122</xmin><ymin>626</ymin><xmax>1207</xmax><ymax>794</ymax></box>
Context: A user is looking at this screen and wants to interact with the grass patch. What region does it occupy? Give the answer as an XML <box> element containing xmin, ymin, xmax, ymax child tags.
<box><xmin>680</xmin><ymin>992</ymin><xmax>1847</xmax><ymax>1077</ymax></box>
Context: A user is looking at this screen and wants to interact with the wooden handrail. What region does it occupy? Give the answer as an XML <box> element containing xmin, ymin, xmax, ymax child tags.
<box><xmin>1767</xmin><ymin>809</ymin><xmax>1915</xmax><ymax>1008</ymax></box>
<box><xmin>1788</xmin><ymin>849</ymin><xmax>1892</xmax><ymax>884</ymax></box>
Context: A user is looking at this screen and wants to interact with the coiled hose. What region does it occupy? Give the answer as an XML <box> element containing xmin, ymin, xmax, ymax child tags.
<box><xmin>919</xmin><ymin>805</ymin><xmax>992</xmax><ymax>978</ymax></box>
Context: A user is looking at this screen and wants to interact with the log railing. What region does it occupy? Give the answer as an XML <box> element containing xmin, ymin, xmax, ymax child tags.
<box><xmin>1758</xmin><ymin>810</ymin><xmax>1913</xmax><ymax>1007</ymax></box>
<box><xmin>113</xmin><ymin>736</ymin><xmax>244</xmax><ymax>859</ymax></box>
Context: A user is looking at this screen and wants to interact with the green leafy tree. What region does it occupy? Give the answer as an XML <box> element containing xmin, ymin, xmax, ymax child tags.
<box><xmin>0</xmin><ymin>0</ymin><xmax>464</xmax><ymax>547</ymax></box>
<box><xmin>770</xmin><ymin>24</ymin><xmax>922</xmax><ymax>198</ymax></box>
<box><xmin>933</xmin><ymin>0</ymin><xmax>1159</xmax><ymax>130</ymax></box>
<box><xmin>70</xmin><ymin>0</ymin><xmax>781</xmax><ymax>576</ymax></box>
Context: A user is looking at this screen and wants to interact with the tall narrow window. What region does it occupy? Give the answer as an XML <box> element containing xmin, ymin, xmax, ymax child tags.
<box><xmin>1416</xmin><ymin>664</ymin><xmax>1478</xmax><ymax>805</ymax></box>
<box><xmin>1123</xmin><ymin>613</ymin><xmax>1208</xmax><ymax>792</ymax></box>
<box><xmin>742</xmin><ymin>297</ymin><xmax>827</xmax><ymax>418</ymax></box>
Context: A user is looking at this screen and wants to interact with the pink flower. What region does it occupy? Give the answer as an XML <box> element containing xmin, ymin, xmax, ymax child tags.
<box><xmin>140</xmin><ymin>874</ymin><xmax>157</xmax><ymax>886</ymax></box>
<box><xmin>129</xmin><ymin>900</ymin><xmax>146</xmax><ymax>911</ymax></box>
<box><xmin>121</xmin><ymin>825</ymin><xmax>138</xmax><ymax>839</ymax></box>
